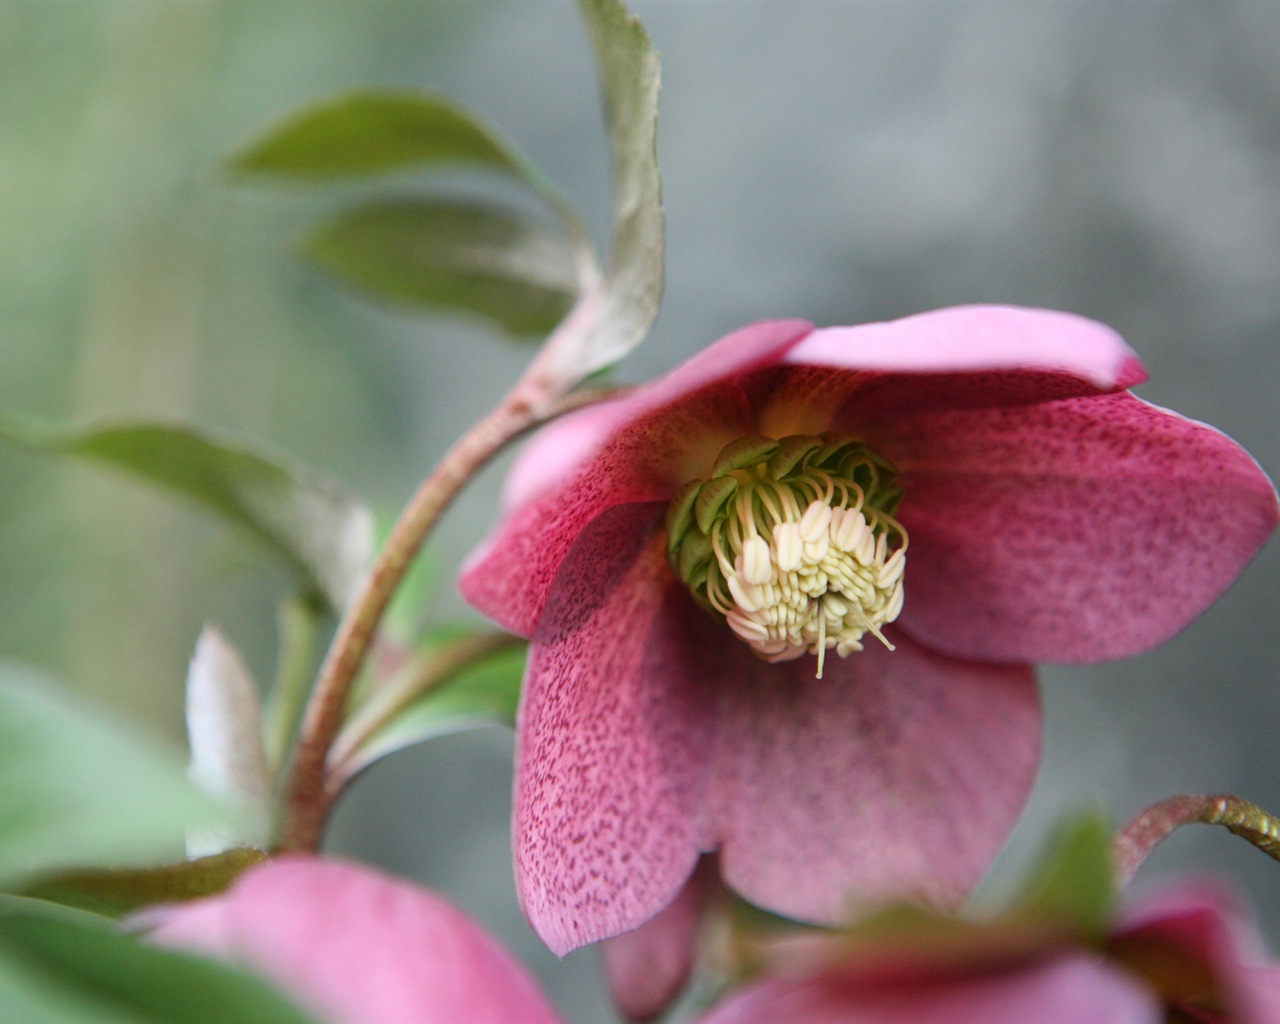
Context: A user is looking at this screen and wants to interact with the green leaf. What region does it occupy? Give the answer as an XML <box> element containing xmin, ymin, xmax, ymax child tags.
<box><xmin>231</xmin><ymin>90</ymin><xmax>542</xmax><ymax>185</ymax></box>
<box><xmin>306</xmin><ymin>200</ymin><xmax>578</xmax><ymax>337</ymax></box>
<box><xmin>1008</xmin><ymin>812</ymin><xmax>1116</xmax><ymax>941</ymax></box>
<box><xmin>0</xmin><ymin>663</ymin><xmax>224</xmax><ymax>888</ymax></box>
<box><xmin>0</xmin><ymin>905</ymin><xmax>317</xmax><ymax>1024</ymax></box>
<box><xmin>0</xmin><ymin>415</ymin><xmax>373</xmax><ymax>611</ymax></box>
<box><xmin>339</xmin><ymin>640</ymin><xmax>525</xmax><ymax>781</ymax></box>
<box><xmin>554</xmin><ymin>0</ymin><xmax>664</xmax><ymax>382</ymax></box>
<box><xmin>18</xmin><ymin>849</ymin><xmax>268</xmax><ymax>919</ymax></box>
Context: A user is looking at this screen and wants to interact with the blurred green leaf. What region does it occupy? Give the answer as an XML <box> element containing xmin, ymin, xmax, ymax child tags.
<box><xmin>551</xmin><ymin>0</ymin><xmax>663</xmax><ymax>381</ymax></box>
<box><xmin>0</xmin><ymin>415</ymin><xmax>373</xmax><ymax>612</ymax></box>
<box><xmin>0</xmin><ymin>905</ymin><xmax>317</xmax><ymax>1024</ymax></box>
<box><xmin>19</xmin><ymin>849</ymin><xmax>268</xmax><ymax>919</ymax></box>
<box><xmin>231</xmin><ymin>90</ymin><xmax>541</xmax><ymax>185</ymax></box>
<box><xmin>340</xmin><ymin>639</ymin><xmax>525</xmax><ymax>780</ymax></box>
<box><xmin>1009</xmin><ymin>811</ymin><xmax>1116</xmax><ymax>941</ymax></box>
<box><xmin>0</xmin><ymin>662</ymin><xmax>223</xmax><ymax>888</ymax></box>
<box><xmin>306</xmin><ymin>200</ymin><xmax>578</xmax><ymax>337</ymax></box>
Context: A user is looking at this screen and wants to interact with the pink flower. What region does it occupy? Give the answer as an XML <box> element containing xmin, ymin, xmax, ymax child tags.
<box><xmin>461</xmin><ymin>306</ymin><xmax>1278</xmax><ymax>955</ymax></box>
<box><xmin>700</xmin><ymin>882</ymin><xmax>1280</xmax><ymax>1024</ymax></box>
<box><xmin>145</xmin><ymin>856</ymin><xmax>563</xmax><ymax>1024</ymax></box>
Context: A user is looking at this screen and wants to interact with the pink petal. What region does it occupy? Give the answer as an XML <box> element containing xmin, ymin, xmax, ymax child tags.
<box><xmin>789</xmin><ymin>305</ymin><xmax>1145</xmax><ymax>390</ymax></box>
<box><xmin>747</xmin><ymin>307</ymin><xmax>1147</xmax><ymax>458</ymax></box>
<box><xmin>1115</xmin><ymin>881</ymin><xmax>1280</xmax><ymax>1024</ymax></box>
<box><xmin>148</xmin><ymin>856</ymin><xmax>563</xmax><ymax>1024</ymax></box>
<box><xmin>461</xmin><ymin>320</ymin><xmax>811</xmax><ymax>637</ymax></box>
<box><xmin>514</xmin><ymin>506</ymin><xmax>717</xmax><ymax>956</ymax></box>
<box><xmin>601</xmin><ymin>858</ymin><xmax>717</xmax><ymax>1022</ymax></box>
<box><xmin>1242</xmin><ymin>969</ymin><xmax>1280</xmax><ymax>1024</ymax></box>
<box><xmin>874</xmin><ymin>392</ymin><xmax>1278</xmax><ymax>664</ymax></box>
<box><xmin>697</xmin><ymin>954</ymin><xmax>1159</xmax><ymax>1024</ymax></box>
<box><xmin>711</xmin><ymin>633</ymin><xmax>1039</xmax><ymax>924</ymax></box>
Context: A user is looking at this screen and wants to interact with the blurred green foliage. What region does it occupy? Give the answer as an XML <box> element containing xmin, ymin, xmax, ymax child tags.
<box><xmin>0</xmin><ymin>2</ymin><xmax>496</xmax><ymax>737</ymax></box>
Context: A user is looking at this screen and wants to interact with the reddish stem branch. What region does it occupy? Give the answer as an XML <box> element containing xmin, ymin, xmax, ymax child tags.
<box><xmin>1114</xmin><ymin>794</ymin><xmax>1280</xmax><ymax>887</ymax></box>
<box><xmin>276</xmin><ymin>383</ymin><xmax>628</xmax><ymax>853</ymax></box>
<box><xmin>278</xmin><ymin>399</ymin><xmax>534</xmax><ymax>851</ymax></box>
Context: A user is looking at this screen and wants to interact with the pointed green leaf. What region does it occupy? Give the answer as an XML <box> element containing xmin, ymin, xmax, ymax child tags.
<box><xmin>0</xmin><ymin>415</ymin><xmax>373</xmax><ymax>611</ymax></box>
<box><xmin>0</xmin><ymin>663</ymin><xmax>225</xmax><ymax>887</ymax></box>
<box><xmin>306</xmin><ymin>200</ymin><xmax>578</xmax><ymax>337</ymax></box>
<box><xmin>232</xmin><ymin>90</ymin><xmax>540</xmax><ymax>185</ymax></box>
<box><xmin>542</xmin><ymin>0</ymin><xmax>663</xmax><ymax>384</ymax></box>
<box><xmin>18</xmin><ymin>849</ymin><xmax>268</xmax><ymax>919</ymax></box>
<box><xmin>1009</xmin><ymin>812</ymin><xmax>1116</xmax><ymax>941</ymax></box>
<box><xmin>340</xmin><ymin>640</ymin><xmax>525</xmax><ymax>780</ymax></box>
<box><xmin>0</xmin><ymin>905</ymin><xmax>317</xmax><ymax>1024</ymax></box>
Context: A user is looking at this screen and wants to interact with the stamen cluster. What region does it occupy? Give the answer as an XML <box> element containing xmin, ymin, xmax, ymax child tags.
<box><xmin>665</xmin><ymin>433</ymin><xmax>908</xmax><ymax>677</ymax></box>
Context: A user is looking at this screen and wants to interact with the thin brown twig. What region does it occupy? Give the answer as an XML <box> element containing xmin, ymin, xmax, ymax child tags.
<box><xmin>1113</xmin><ymin>794</ymin><xmax>1280</xmax><ymax>887</ymax></box>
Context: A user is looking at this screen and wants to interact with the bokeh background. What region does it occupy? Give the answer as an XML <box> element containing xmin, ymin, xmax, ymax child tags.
<box><xmin>3</xmin><ymin>1</ymin><xmax>1279</xmax><ymax>1019</ymax></box>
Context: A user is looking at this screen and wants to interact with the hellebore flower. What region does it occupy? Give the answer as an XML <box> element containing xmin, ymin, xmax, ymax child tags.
<box><xmin>460</xmin><ymin>306</ymin><xmax>1278</xmax><ymax>955</ymax></box>
<box><xmin>145</xmin><ymin>856</ymin><xmax>563</xmax><ymax>1024</ymax></box>
<box><xmin>698</xmin><ymin>881</ymin><xmax>1280</xmax><ymax>1024</ymax></box>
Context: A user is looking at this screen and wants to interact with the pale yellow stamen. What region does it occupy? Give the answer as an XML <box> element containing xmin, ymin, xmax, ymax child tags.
<box><xmin>667</xmin><ymin>434</ymin><xmax>907</xmax><ymax>677</ymax></box>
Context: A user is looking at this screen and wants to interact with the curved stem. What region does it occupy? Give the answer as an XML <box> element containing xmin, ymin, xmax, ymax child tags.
<box><xmin>277</xmin><ymin>383</ymin><xmax>630</xmax><ymax>852</ymax></box>
<box><xmin>278</xmin><ymin>398</ymin><xmax>534</xmax><ymax>851</ymax></box>
<box><xmin>1114</xmin><ymin>794</ymin><xmax>1280</xmax><ymax>887</ymax></box>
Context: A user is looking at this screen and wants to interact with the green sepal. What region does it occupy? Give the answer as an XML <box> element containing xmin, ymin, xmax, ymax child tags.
<box><xmin>711</xmin><ymin>436</ymin><xmax>779</xmax><ymax>478</ymax></box>
<box><xmin>768</xmin><ymin>435</ymin><xmax>824</xmax><ymax>479</ymax></box>
<box><xmin>677</xmin><ymin>530</ymin><xmax>713</xmax><ymax>584</ymax></box>
<box><xmin>694</xmin><ymin>476</ymin><xmax>739</xmax><ymax>534</ymax></box>
<box><xmin>16</xmin><ymin>849</ymin><xmax>268</xmax><ymax>920</ymax></box>
<box><xmin>664</xmin><ymin>480</ymin><xmax>702</xmax><ymax>557</ymax></box>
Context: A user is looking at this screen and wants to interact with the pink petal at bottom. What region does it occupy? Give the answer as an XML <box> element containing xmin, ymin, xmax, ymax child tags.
<box><xmin>148</xmin><ymin>856</ymin><xmax>563</xmax><ymax>1024</ymax></box>
<box><xmin>710</xmin><ymin>633</ymin><xmax>1040</xmax><ymax>923</ymax></box>
<box><xmin>697</xmin><ymin>954</ymin><xmax>1159</xmax><ymax>1024</ymax></box>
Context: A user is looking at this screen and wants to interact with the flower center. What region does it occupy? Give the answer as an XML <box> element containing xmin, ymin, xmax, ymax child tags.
<box><xmin>665</xmin><ymin>433</ymin><xmax>908</xmax><ymax>678</ymax></box>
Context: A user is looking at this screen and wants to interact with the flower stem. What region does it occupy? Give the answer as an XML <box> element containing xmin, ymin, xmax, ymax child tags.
<box><xmin>278</xmin><ymin>398</ymin><xmax>536</xmax><ymax>851</ymax></box>
<box><xmin>264</xmin><ymin>596</ymin><xmax>323</xmax><ymax>772</ymax></box>
<box><xmin>1114</xmin><ymin>794</ymin><xmax>1280</xmax><ymax>886</ymax></box>
<box><xmin>277</xmin><ymin>383</ymin><xmax>627</xmax><ymax>852</ymax></box>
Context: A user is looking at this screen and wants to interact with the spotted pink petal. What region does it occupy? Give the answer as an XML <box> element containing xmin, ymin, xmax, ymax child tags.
<box><xmin>515</xmin><ymin>502</ymin><xmax>1040</xmax><ymax>951</ymax></box>
<box><xmin>710</xmin><ymin>633</ymin><xmax>1039</xmax><ymax>923</ymax></box>
<box><xmin>875</xmin><ymin>393</ymin><xmax>1279</xmax><ymax>664</ymax></box>
<box><xmin>696</xmin><ymin>954</ymin><xmax>1159</xmax><ymax>1024</ymax></box>
<box><xmin>515</xmin><ymin>506</ymin><xmax>716</xmax><ymax>955</ymax></box>
<box><xmin>147</xmin><ymin>856</ymin><xmax>563</xmax><ymax>1024</ymax></box>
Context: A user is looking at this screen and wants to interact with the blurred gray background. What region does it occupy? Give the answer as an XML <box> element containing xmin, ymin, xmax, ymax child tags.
<box><xmin>2</xmin><ymin>1</ymin><xmax>1279</xmax><ymax>1020</ymax></box>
